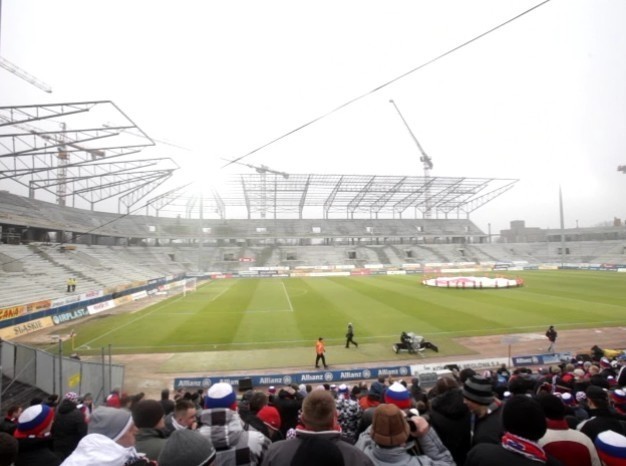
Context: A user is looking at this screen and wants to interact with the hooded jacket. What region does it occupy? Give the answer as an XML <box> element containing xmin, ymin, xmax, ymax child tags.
<box><xmin>60</xmin><ymin>433</ymin><xmax>141</xmax><ymax>466</ymax></box>
<box><xmin>355</xmin><ymin>425</ymin><xmax>455</xmax><ymax>466</ymax></box>
<box><xmin>428</xmin><ymin>387</ymin><xmax>471</xmax><ymax>465</ymax></box>
<box><xmin>51</xmin><ymin>398</ymin><xmax>88</xmax><ymax>460</ymax></box>
<box><xmin>198</xmin><ymin>408</ymin><xmax>269</xmax><ymax>466</ymax></box>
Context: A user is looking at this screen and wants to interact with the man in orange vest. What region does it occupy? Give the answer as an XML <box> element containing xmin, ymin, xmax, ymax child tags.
<box><xmin>315</xmin><ymin>337</ymin><xmax>328</xmax><ymax>369</ymax></box>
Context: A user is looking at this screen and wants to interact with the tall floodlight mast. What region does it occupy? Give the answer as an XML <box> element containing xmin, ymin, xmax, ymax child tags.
<box><xmin>389</xmin><ymin>99</ymin><xmax>434</xmax><ymax>218</ymax></box>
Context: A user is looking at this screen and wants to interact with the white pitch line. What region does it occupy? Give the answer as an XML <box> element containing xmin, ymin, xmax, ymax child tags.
<box><xmin>281</xmin><ymin>280</ymin><xmax>294</xmax><ymax>312</ymax></box>
<box><xmin>209</xmin><ymin>286</ymin><xmax>230</xmax><ymax>302</ymax></box>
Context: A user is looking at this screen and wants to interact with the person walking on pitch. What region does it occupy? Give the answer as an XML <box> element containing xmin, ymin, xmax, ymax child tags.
<box><xmin>345</xmin><ymin>323</ymin><xmax>358</xmax><ymax>348</ymax></box>
<box><xmin>315</xmin><ymin>337</ymin><xmax>328</xmax><ymax>369</ymax></box>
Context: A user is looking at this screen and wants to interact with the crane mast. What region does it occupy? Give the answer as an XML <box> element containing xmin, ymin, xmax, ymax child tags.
<box><xmin>389</xmin><ymin>99</ymin><xmax>434</xmax><ymax>218</ymax></box>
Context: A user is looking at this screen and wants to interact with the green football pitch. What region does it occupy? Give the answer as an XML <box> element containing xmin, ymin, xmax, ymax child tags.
<box><xmin>63</xmin><ymin>270</ymin><xmax>626</xmax><ymax>371</ymax></box>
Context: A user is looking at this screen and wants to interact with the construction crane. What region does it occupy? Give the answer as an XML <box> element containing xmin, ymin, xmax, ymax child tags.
<box><xmin>0</xmin><ymin>56</ymin><xmax>52</xmax><ymax>93</ymax></box>
<box><xmin>389</xmin><ymin>99</ymin><xmax>434</xmax><ymax>218</ymax></box>
<box><xmin>389</xmin><ymin>99</ymin><xmax>433</xmax><ymax>177</ymax></box>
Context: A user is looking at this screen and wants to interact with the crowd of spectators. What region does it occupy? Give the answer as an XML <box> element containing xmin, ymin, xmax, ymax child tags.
<box><xmin>1</xmin><ymin>352</ymin><xmax>626</xmax><ymax>465</ymax></box>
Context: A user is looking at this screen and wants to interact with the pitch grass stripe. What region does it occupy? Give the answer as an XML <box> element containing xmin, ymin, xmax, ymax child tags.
<box><xmin>69</xmin><ymin>272</ymin><xmax>626</xmax><ymax>355</ymax></box>
<box><xmin>92</xmin><ymin>321</ymin><xmax>626</xmax><ymax>351</ymax></box>
<box><xmin>79</xmin><ymin>294</ymin><xmax>187</xmax><ymax>348</ymax></box>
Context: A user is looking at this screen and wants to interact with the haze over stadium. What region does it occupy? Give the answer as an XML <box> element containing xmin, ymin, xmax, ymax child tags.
<box><xmin>1</xmin><ymin>0</ymin><xmax>626</xmax><ymax>234</ymax></box>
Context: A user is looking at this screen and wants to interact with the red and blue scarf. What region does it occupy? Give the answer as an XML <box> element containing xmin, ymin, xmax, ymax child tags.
<box><xmin>501</xmin><ymin>432</ymin><xmax>547</xmax><ymax>463</ymax></box>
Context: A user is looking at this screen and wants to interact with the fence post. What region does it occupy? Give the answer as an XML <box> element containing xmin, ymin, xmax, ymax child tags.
<box><xmin>58</xmin><ymin>339</ymin><xmax>63</xmax><ymax>396</ymax></box>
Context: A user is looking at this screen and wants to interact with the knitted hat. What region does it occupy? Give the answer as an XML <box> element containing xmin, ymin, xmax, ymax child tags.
<box><xmin>158</xmin><ymin>429</ymin><xmax>216</xmax><ymax>466</ymax></box>
<box><xmin>268</xmin><ymin>386</ymin><xmax>276</xmax><ymax>394</ymax></box>
<box><xmin>132</xmin><ymin>399</ymin><xmax>165</xmax><ymax>428</ymax></box>
<box><xmin>384</xmin><ymin>381</ymin><xmax>411</xmax><ymax>410</ymax></box>
<box><xmin>257</xmin><ymin>405</ymin><xmax>281</xmax><ymax>431</ymax></box>
<box><xmin>14</xmin><ymin>405</ymin><xmax>54</xmax><ymax>438</ymax></box>
<box><xmin>586</xmin><ymin>385</ymin><xmax>608</xmax><ymax>402</ymax></box>
<box><xmin>88</xmin><ymin>406</ymin><xmax>134</xmax><ymax>441</ymax></box>
<box><xmin>595</xmin><ymin>430</ymin><xmax>626</xmax><ymax>466</ymax></box>
<box><xmin>601</xmin><ymin>357</ymin><xmax>612</xmax><ymax>369</ymax></box>
<box><xmin>369</xmin><ymin>381</ymin><xmax>385</xmax><ymax>399</ymax></box>
<box><xmin>371</xmin><ymin>403</ymin><xmax>409</xmax><ymax>447</ymax></box>
<box><xmin>537</xmin><ymin>394</ymin><xmax>565</xmax><ymax>420</ymax></box>
<box><xmin>64</xmin><ymin>392</ymin><xmax>79</xmax><ymax>403</ymax></box>
<box><xmin>463</xmin><ymin>375</ymin><xmax>494</xmax><ymax>405</ymax></box>
<box><xmin>338</xmin><ymin>384</ymin><xmax>348</xmax><ymax>394</ymax></box>
<box><xmin>575</xmin><ymin>391</ymin><xmax>587</xmax><ymax>403</ymax></box>
<box><xmin>502</xmin><ymin>395</ymin><xmax>547</xmax><ymax>441</ymax></box>
<box><xmin>612</xmin><ymin>389</ymin><xmax>626</xmax><ymax>404</ymax></box>
<box><xmin>204</xmin><ymin>383</ymin><xmax>237</xmax><ymax>410</ymax></box>
<box><xmin>560</xmin><ymin>392</ymin><xmax>576</xmax><ymax>406</ymax></box>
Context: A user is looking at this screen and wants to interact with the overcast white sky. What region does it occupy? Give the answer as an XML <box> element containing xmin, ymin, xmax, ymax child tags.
<box><xmin>1</xmin><ymin>0</ymin><xmax>625</xmax><ymax>234</ymax></box>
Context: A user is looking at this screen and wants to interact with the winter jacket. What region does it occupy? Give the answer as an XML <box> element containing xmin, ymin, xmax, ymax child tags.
<box><xmin>15</xmin><ymin>436</ymin><xmax>62</xmax><ymax>466</ymax></box>
<box><xmin>273</xmin><ymin>392</ymin><xmax>302</xmax><ymax>437</ymax></box>
<box><xmin>471</xmin><ymin>400</ymin><xmax>504</xmax><ymax>446</ymax></box>
<box><xmin>465</xmin><ymin>442</ymin><xmax>563</xmax><ymax>466</ymax></box>
<box><xmin>539</xmin><ymin>418</ymin><xmax>601</xmax><ymax>466</ymax></box>
<box><xmin>134</xmin><ymin>427</ymin><xmax>167</xmax><ymax>461</ymax></box>
<box><xmin>262</xmin><ymin>429</ymin><xmax>374</xmax><ymax>466</ymax></box>
<box><xmin>51</xmin><ymin>398</ymin><xmax>88</xmax><ymax>460</ymax></box>
<box><xmin>427</xmin><ymin>388</ymin><xmax>471</xmax><ymax>465</ymax></box>
<box><xmin>577</xmin><ymin>407</ymin><xmax>626</xmax><ymax>441</ymax></box>
<box><xmin>355</xmin><ymin>425</ymin><xmax>455</xmax><ymax>466</ymax></box>
<box><xmin>198</xmin><ymin>408</ymin><xmax>270</xmax><ymax>466</ymax></box>
<box><xmin>60</xmin><ymin>433</ymin><xmax>142</xmax><ymax>466</ymax></box>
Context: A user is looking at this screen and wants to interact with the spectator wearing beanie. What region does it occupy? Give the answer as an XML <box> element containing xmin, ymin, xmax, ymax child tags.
<box><xmin>462</xmin><ymin>374</ymin><xmax>504</xmax><ymax>446</ymax></box>
<box><xmin>536</xmin><ymin>393</ymin><xmax>601</xmax><ymax>466</ymax></box>
<box><xmin>158</xmin><ymin>429</ymin><xmax>216</xmax><ymax>466</ymax></box>
<box><xmin>50</xmin><ymin>391</ymin><xmax>87</xmax><ymax>461</ymax></box>
<box><xmin>240</xmin><ymin>391</ymin><xmax>271</xmax><ymax>439</ymax></box>
<box><xmin>264</xmin><ymin>389</ymin><xmax>374</xmax><ymax>466</ymax></box>
<box><xmin>595</xmin><ymin>430</ymin><xmax>626</xmax><ymax>466</ymax></box>
<box><xmin>60</xmin><ymin>406</ymin><xmax>143</xmax><ymax>466</ymax></box>
<box><xmin>611</xmin><ymin>389</ymin><xmax>626</xmax><ymax>416</ymax></box>
<box><xmin>356</xmin><ymin>382</ymin><xmax>386</xmax><ymax>437</ymax></box>
<box><xmin>355</xmin><ymin>402</ymin><xmax>455</xmax><ymax>466</ymax></box>
<box><xmin>257</xmin><ymin>406</ymin><xmax>284</xmax><ymax>442</ymax></box>
<box><xmin>132</xmin><ymin>399</ymin><xmax>166</xmax><ymax>461</ymax></box>
<box><xmin>336</xmin><ymin>383</ymin><xmax>362</xmax><ymax>445</ymax></box>
<box><xmin>198</xmin><ymin>382</ymin><xmax>269</xmax><ymax>465</ymax></box>
<box><xmin>384</xmin><ymin>382</ymin><xmax>413</xmax><ymax>410</ymax></box>
<box><xmin>427</xmin><ymin>376</ymin><xmax>471</xmax><ymax>466</ymax></box>
<box><xmin>466</xmin><ymin>394</ymin><xmax>562</xmax><ymax>466</ymax></box>
<box><xmin>577</xmin><ymin>385</ymin><xmax>625</xmax><ymax>442</ymax></box>
<box><xmin>13</xmin><ymin>404</ymin><xmax>60</xmax><ymax>466</ymax></box>
<box><xmin>273</xmin><ymin>386</ymin><xmax>302</xmax><ymax>438</ymax></box>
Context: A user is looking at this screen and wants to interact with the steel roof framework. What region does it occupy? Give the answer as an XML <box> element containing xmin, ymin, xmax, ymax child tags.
<box><xmin>149</xmin><ymin>173</ymin><xmax>518</xmax><ymax>220</ymax></box>
<box><xmin>0</xmin><ymin>101</ymin><xmax>179</xmax><ymax>211</ymax></box>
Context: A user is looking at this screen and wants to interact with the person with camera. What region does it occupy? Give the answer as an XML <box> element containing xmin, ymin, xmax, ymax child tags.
<box><xmin>355</xmin><ymin>402</ymin><xmax>455</xmax><ymax>466</ymax></box>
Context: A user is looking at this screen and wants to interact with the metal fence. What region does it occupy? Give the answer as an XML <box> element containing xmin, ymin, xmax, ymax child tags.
<box><xmin>0</xmin><ymin>340</ymin><xmax>124</xmax><ymax>406</ymax></box>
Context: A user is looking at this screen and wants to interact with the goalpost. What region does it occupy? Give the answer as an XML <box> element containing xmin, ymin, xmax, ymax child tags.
<box><xmin>163</xmin><ymin>277</ymin><xmax>197</xmax><ymax>297</ymax></box>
